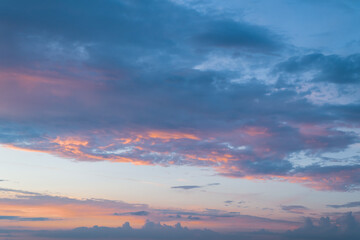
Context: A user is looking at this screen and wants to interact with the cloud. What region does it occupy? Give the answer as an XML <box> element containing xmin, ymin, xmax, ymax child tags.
<box><xmin>0</xmin><ymin>0</ymin><xmax>359</xmax><ymax>192</ymax></box>
<box><xmin>327</xmin><ymin>202</ymin><xmax>360</xmax><ymax>209</ymax></box>
<box><xmin>171</xmin><ymin>185</ymin><xmax>202</xmax><ymax>190</ymax></box>
<box><xmin>224</xmin><ymin>200</ymin><xmax>235</xmax><ymax>207</ymax></box>
<box><xmin>275</xmin><ymin>53</ymin><xmax>360</xmax><ymax>84</ymax></box>
<box><xmin>281</xmin><ymin>205</ymin><xmax>309</xmax><ymax>214</ymax></box>
<box><xmin>158</xmin><ymin>208</ymin><xmax>297</xmax><ymax>225</ymax></box>
<box><xmin>0</xmin><ymin>187</ymin><xmax>297</xmax><ymax>230</ymax></box>
<box><xmin>0</xmin><ymin>213</ymin><xmax>358</xmax><ymax>240</ymax></box>
<box><xmin>187</xmin><ymin>216</ymin><xmax>201</xmax><ymax>220</ymax></box>
<box><xmin>284</xmin><ymin>212</ymin><xmax>360</xmax><ymax>240</ymax></box>
<box><xmin>0</xmin><ymin>187</ymin><xmax>151</xmax><ymax>228</ymax></box>
<box><xmin>194</xmin><ymin>20</ymin><xmax>283</xmax><ymax>52</ymax></box>
<box><xmin>207</xmin><ymin>183</ymin><xmax>220</xmax><ymax>186</ymax></box>
<box><xmin>171</xmin><ymin>183</ymin><xmax>220</xmax><ymax>190</ymax></box>
<box><xmin>32</xmin><ymin>221</ymin><xmax>223</xmax><ymax>240</ymax></box>
<box><xmin>291</xmin><ymin>164</ymin><xmax>360</xmax><ymax>191</ymax></box>
<box><xmin>114</xmin><ymin>211</ymin><xmax>150</xmax><ymax>216</ymax></box>
<box><xmin>0</xmin><ymin>215</ymin><xmax>55</xmax><ymax>221</ymax></box>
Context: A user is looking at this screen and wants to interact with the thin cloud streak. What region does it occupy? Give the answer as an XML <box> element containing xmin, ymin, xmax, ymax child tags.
<box><xmin>327</xmin><ymin>202</ymin><xmax>360</xmax><ymax>209</ymax></box>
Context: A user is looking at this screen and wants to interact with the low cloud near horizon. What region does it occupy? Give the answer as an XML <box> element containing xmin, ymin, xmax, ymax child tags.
<box><xmin>0</xmin><ymin>212</ymin><xmax>358</xmax><ymax>240</ymax></box>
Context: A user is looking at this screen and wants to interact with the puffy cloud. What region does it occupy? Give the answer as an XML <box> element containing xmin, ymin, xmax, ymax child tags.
<box><xmin>284</xmin><ymin>212</ymin><xmax>360</xmax><ymax>240</ymax></box>
<box><xmin>32</xmin><ymin>221</ymin><xmax>223</xmax><ymax>240</ymax></box>
<box><xmin>0</xmin><ymin>213</ymin><xmax>358</xmax><ymax>240</ymax></box>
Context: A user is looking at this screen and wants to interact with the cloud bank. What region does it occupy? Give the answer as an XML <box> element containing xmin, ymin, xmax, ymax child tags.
<box><xmin>0</xmin><ymin>0</ymin><xmax>359</xmax><ymax>191</ymax></box>
<box><xmin>0</xmin><ymin>213</ymin><xmax>359</xmax><ymax>240</ymax></box>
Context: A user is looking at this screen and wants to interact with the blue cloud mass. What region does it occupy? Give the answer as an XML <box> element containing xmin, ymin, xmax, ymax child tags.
<box><xmin>0</xmin><ymin>0</ymin><xmax>359</xmax><ymax>192</ymax></box>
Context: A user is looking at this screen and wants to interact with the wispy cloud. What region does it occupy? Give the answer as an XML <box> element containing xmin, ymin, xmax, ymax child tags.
<box><xmin>281</xmin><ymin>205</ymin><xmax>309</xmax><ymax>214</ymax></box>
<box><xmin>171</xmin><ymin>185</ymin><xmax>203</xmax><ymax>190</ymax></box>
<box><xmin>0</xmin><ymin>187</ymin><xmax>297</xmax><ymax>230</ymax></box>
<box><xmin>171</xmin><ymin>183</ymin><xmax>220</xmax><ymax>190</ymax></box>
<box><xmin>114</xmin><ymin>211</ymin><xmax>150</xmax><ymax>216</ymax></box>
<box><xmin>0</xmin><ymin>215</ymin><xmax>56</xmax><ymax>221</ymax></box>
<box><xmin>327</xmin><ymin>201</ymin><xmax>360</xmax><ymax>209</ymax></box>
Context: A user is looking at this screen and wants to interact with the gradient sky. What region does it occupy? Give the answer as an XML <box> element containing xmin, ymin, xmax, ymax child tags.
<box><xmin>0</xmin><ymin>0</ymin><xmax>360</xmax><ymax>239</ymax></box>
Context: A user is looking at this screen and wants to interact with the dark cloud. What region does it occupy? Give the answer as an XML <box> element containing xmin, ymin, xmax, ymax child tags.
<box><xmin>281</xmin><ymin>205</ymin><xmax>309</xmax><ymax>214</ymax></box>
<box><xmin>207</xmin><ymin>183</ymin><xmax>220</xmax><ymax>186</ymax></box>
<box><xmin>171</xmin><ymin>183</ymin><xmax>220</xmax><ymax>190</ymax></box>
<box><xmin>284</xmin><ymin>212</ymin><xmax>360</xmax><ymax>240</ymax></box>
<box><xmin>194</xmin><ymin>20</ymin><xmax>283</xmax><ymax>52</ymax></box>
<box><xmin>187</xmin><ymin>216</ymin><xmax>201</xmax><ymax>220</ymax></box>
<box><xmin>114</xmin><ymin>211</ymin><xmax>150</xmax><ymax>216</ymax></box>
<box><xmin>0</xmin><ymin>215</ymin><xmax>55</xmax><ymax>221</ymax></box>
<box><xmin>157</xmin><ymin>208</ymin><xmax>297</xmax><ymax>225</ymax></box>
<box><xmin>32</xmin><ymin>221</ymin><xmax>223</xmax><ymax>240</ymax></box>
<box><xmin>0</xmin><ymin>187</ymin><xmax>42</xmax><ymax>196</ymax></box>
<box><xmin>0</xmin><ymin>0</ymin><xmax>281</xmax><ymax>69</ymax></box>
<box><xmin>171</xmin><ymin>185</ymin><xmax>202</xmax><ymax>190</ymax></box>
<box><xmin>275</xmin><ymin>53</ymin><xmax>360</xmax><ymax>84</ymax></box>
<box><xmin>0</xmin><ymin>213</ymin><xmax>358</xmax><ymax>240</ymax></box>
<box><xmin>327</xmin><ymin>202</ymin><xmax>360</xmax><ymax>209</ymax></box>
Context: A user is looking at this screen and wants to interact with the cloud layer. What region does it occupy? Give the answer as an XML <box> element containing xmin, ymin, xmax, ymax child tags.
<box><xmin>0</xmin><ymin>0</ymin><xmax>359</xmax><ymax>191</ymax></box>
<box><xmin>0</xmin><ymin>212</ymin><xmax>359</xmax><ymax>240</ymax></box>
<box><xmin>0</xmin><ymin>187</ymin><xmax>297</xmax><ymax>231</ymax></box>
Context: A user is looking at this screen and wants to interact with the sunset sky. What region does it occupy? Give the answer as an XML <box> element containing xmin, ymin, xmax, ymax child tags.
<box><xmin>0</xmin><ymin>0</ymin><xmax>360</xmax><ymax>239</ymax></box>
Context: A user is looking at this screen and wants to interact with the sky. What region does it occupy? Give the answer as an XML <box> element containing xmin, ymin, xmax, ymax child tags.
<box><xmin>0</xmin><ymin>0</ymin><xmax>360</xmax><ymax>239</ymax></box>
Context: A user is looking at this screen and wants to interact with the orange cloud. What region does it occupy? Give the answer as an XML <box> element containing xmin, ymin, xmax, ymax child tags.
<box><xmin>146</xmin><ymin>131</ymin><xmax>200</xmax><ymax>141</ymax></box>
<box><xmin>242</xmin><ymin>127</ymin><xmax>270</xmax><ymax>137</ymax></box>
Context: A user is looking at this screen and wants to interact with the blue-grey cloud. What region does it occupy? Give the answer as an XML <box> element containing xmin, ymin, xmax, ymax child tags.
<box><xmin>157</xmin><ymin>208</ymin><xmax>297</xmax><ymax>225</ymax></box>
<box><xmin>187</xmin><ymin>216</ymin><xmax>201</xmax><ymax>220</ymax></box>
<box><xmin>275</xmin><ymin>53</ymin><xmax>360</xmax><ymax>84</ymax></box>
<box><xmin>327</xmin><ymin>202</ymin><xmax>360</xmax><ymax>209</ymax></box>
<box><xmin>0</xmin><ymin>215</ymin><xmax>55</xmax><ymax>221</ymax></box>
<box><xmin>0</xmin><ymin>187</ymin><xmax>297</xmax><ymax>229</ymax></box>
<box><xmin>194</xmin><ymin>20</ymin><xmax>283</xmax><ymax>52</ymax></box>
<box><xmin>207</xmin><ymin>183</ymin><xmax>220</xmax><ymax>186</ymax></box>
<box><xmin>114</xmin><ymin>211</ymin><xmax>150</xmax><ymax>216</ymax></box>
<box><xmin>171</xmin><ymin>183</ymin><xmax>220</xmax><ymax>190</ymax></box>
<box><xmin>0</xmin><ymin>0</ymin><xmax>359</xmax><ymax>192</ymax></box>
<box><xmin>32</xmin><ymin>221</ymin><xmax>223</xmax><ymax>240</ymax></box>
<box><xmin>0</xmin><ymin>213</ymin><xmax>358</xmax><ymax>240</ymax></box>
<box><xmin>284</xmin><ymin>212</ymin><xmax>360</xmax><ymax>240</ymax></box>
<box><xmin>281</xmin><ymin>205</ymin><xmax>309</xmax><ymax>214</ymax></box>
<box><xmin>171</xmin><ymin>185</ymin><xmax>202</xmax><ymax>190</ymax></box>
